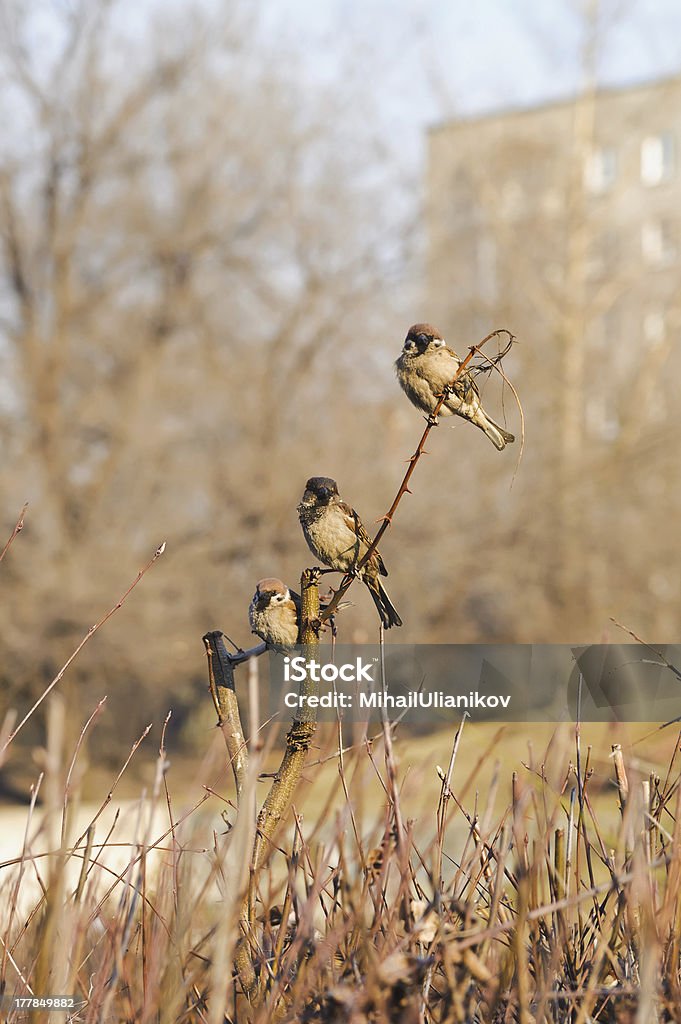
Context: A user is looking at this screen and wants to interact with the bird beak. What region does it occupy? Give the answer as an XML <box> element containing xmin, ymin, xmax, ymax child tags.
<box><xmin>255</xmin><ymin>594</ymin><xmax>269</xmax><ymax>611</ymax></box>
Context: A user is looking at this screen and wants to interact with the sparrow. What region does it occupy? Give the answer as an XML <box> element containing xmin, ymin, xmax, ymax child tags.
<box><xmin>395</xmin><ymin>323</ymin><xmax>515</xmax><ymax>451</ymax></box>
<box><xmin>297</xmin><ymin>477</ymin><xmax>402</xmax><ymax>629</ymax></box>
<box><xmin>249</xmin><ymin>577</ymin><xmax>301</xmax><ymax>648</ymax></box>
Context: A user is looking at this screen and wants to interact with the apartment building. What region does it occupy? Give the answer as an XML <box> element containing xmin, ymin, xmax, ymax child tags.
<box><xmin>426</xmin><ymin>75</ymin><xmax>681</xmax><ymax>443</ymax></box>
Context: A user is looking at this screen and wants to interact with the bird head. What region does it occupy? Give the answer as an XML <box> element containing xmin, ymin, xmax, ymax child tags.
<box><xmin>300</xmin><ymin>476</ymin><xmax>339</xmax><ymax>507</ymax></box>
<box><xmin>253</xmin><ymin>577</ymin><xmax>290</xmax><ymax>611</ymax></box>
<box><xmin>403</xmin><ymin>323</ymin><xmax>447</xmax><ymax>355</ymax></box>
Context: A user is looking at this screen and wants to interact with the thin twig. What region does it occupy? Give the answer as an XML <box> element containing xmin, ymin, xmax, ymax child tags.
<box><xmin>159</xmin><ymin>710</ymin><xmax>180</xmax><ymax>914</ymax></box>
<box><xmin>476</xmin><ymin>348</ymin><xmax>525</xmax><ymax>479</ymax></box>
<box><xmin>436</xmin><ymin>713</ymin><xmax>469</xmax><ymax>887</ymax></box>
<box><xmin>377</xmin><ymin>626</ymin><xmax>411</xmax><ymax>926</ymax></box>
<box><xmin>0</xmin><ymin>542</ymin><xmax>166</xmax><ymax>756</ymax></box>
<box><xmin>60</xmin><ymin>697</ymin><xmax>108</xmax><ymax>847</ymax></box>
<box><xmin>610</xmin><ymin>618</ymin><xmax>681</xmax><ymax>737</ymax></box>
<box><xmin>0</xmin><ymin>501</ymin><xmax>28</xmax><ymax>564</ymax></box>
<box><xmin>610</xmin><ymin>616</ymin><xmax>681</xmax><ymax>684</ymax></box>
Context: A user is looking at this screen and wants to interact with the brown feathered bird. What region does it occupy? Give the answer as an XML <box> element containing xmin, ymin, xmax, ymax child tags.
<box><xmin>249</xmin><ymin>578</ymin><xmax>300</xmax><ymax>648</ymax></box>
<box><xmin>396</xmin><ymin>322</ymin><xmax>514</xmax><ymax>450</ymax></box>
<box><xmin>297</xmin><ymin>477</ymin><xmax>402</xmax><ymax>629</ymax></box>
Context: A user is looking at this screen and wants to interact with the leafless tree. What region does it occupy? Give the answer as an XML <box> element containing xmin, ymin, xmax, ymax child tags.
<box><xmin>0</xmin><ymin>0</ymin><xmax>416</xmax><ymax>752</ymax></box>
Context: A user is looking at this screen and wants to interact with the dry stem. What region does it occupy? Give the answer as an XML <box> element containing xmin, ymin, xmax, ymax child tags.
<box><xmin>0</xmin><ymin>501</ymin><xmax>28</xmax><ymax>564</ymax></box>
<box><xmin>236</xmin><ymin>567</ymin><xmax>321</xmax><ymax>1001</ymax></box>
<box><xmin>203</xmin><ymin>630</ymin><xmax>249</xmax><ymax>803</ymax></box>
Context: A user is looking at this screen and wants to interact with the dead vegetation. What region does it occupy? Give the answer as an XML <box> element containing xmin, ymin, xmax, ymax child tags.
<box><xmin>1</xmin><ymin>684</ymin><xmax>680</xmax><ymax>1022</ymax></box>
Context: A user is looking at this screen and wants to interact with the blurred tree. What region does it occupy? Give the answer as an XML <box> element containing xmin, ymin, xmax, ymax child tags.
<box><xmin>6</xmin><ymin>0</ymin><xmax>678</xmax><ymax>775</ymax></box>
<box><xmin>0</xmin><ymin>0</ymin><xmax>415</xmax><ymax>757</ymax></box>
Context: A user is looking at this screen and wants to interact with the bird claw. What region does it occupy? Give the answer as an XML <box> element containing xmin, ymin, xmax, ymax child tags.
<box><xmin>309</xmin><ymin>566</ymin><xmax>336</xmax><ymax>581</ymax></box>
<box><xmin>425</xmin><ymin>413</ymin><xmax>439</xmax><ymax>427</ymax></box>
<box><xmin>322</xmin><ymin>612</ymin><xmax>338</xmax><ymax>638</ymax></box>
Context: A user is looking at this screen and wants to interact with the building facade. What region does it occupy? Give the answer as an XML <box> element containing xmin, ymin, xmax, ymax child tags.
<box><xmin>424</xmin><ymin>76</ymin><xmax>681</xmax><ymax>638</ymax></box>
<box><xmin>426</xmin><ymin>75</ymin><xmax>681</xmax><ymax>446</ymax></box>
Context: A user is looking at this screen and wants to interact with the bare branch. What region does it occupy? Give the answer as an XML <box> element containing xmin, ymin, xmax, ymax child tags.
<box><xmin>0</xmin><ymin>541</ymin><xmax>166</xmax><ymax>755</ymax></box>
<box><xmin>203</xmin><ymin>630</ymin><xmax>249</xmax><ymax>803</ymax></box>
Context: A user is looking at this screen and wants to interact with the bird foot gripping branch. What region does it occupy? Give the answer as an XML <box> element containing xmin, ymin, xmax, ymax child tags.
<box><xmin>309</xmin><ymin>565</ymin><xmax>335</xmax><ymax>580</ymax></box>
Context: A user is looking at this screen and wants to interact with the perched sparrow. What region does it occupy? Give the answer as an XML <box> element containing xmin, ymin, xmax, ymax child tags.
<box><xmin>395</xmin><ymin>323</ymin><xmax>515</xmax><ymax>451</ymax></box>
<box><xmin>297</xmin><ymin>477</ymin><xmax>402</xmax><ymax>629</ymax></box>
<box><xmin>249</xmin><ymin>578</ymin><xmax>348</xmax><ymax>647</ymax></box>
<box><xmin>249</xmin><ymin>578</ymin><xmax>300</xmax><ymax>648</ymax></box>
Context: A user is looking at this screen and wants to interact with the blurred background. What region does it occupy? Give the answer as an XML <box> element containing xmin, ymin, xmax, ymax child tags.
<box><xmin>1</xmin><ymin>0</ymin><xmax>681</xmax><ymax>763</ymax></box>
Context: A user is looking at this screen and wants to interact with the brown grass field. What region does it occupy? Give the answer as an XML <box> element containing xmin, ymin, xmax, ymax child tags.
<box><xmin>1</xmin><ymin>713</ymin><xmax>680</xmax><ymax>1023</ymax></box>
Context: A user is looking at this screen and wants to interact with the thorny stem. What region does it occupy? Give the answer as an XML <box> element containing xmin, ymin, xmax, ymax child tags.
<box><xmin>320</xmin><ymin>329</ymin><xmax>515</xmax><ymax>621</ymax></box>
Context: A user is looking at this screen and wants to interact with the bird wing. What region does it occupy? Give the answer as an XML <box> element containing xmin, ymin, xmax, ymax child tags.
<box><xmin>429</xmin><ymin>347</ymin><xmax>480</xmax><ymax>400</ymax></box>
<box><xmin>289</xmin><ymin>588</ymin><xmax>302</xmax><ymax>615</ymax></box>
<box><xmin>337</xmin><ymin>500</ymin><xmax>388</xmax><ymax>576</ymax></box>
<box><xmin>448</xmin><ymin>371</ymin><xmax>480</xmax><ymax>401</ymax></box>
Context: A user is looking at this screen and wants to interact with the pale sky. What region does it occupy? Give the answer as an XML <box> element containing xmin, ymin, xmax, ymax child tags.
<box><xmin>258</xmin><ymin>0</ymin><xmax>681</xmax><ymax>162</ymax></box>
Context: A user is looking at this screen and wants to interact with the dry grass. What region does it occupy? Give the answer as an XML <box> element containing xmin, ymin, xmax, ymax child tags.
<box><xmin>1</xmin><ymin>707</ymin><xmax>680</xmax><ymax>1023</ymax></box>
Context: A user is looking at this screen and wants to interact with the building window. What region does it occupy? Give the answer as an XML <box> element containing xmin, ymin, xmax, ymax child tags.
<box><xmin>641</xmin><ymin>134</ymin><xmax>675</xmax><ymax>186</ymax></box>
<box><xmin>641</xmin><ymin>219</ymin><xmax>677</xmax><ymax>265</ymax></box>
<box><xmin>643</xmin><ymin>311</ymin><xmax>666</xmax><ymax>347</ymax></box>
<box><xmin>584</xmin><ymin>147</ymin><xmax>617</xmax><ymax>194</ymax></box>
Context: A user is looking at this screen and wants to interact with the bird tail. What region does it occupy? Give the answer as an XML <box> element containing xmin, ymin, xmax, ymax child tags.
<box><xmin>478</xmin><ymin>414</ymin><xmax>515</xmax><ymax>451</ymax></box>
<box><xmin>368</xmin><ymin>580</ymin><xmax>403</xmax><ymax>629</ymax></box>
